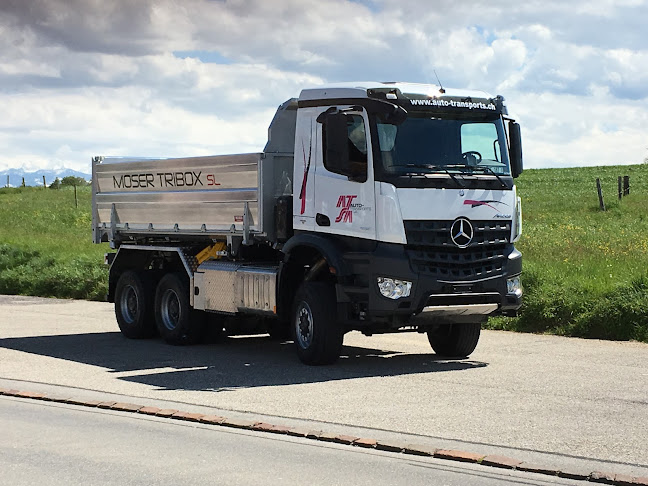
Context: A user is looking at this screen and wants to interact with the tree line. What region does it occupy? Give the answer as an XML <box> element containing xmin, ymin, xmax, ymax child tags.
<box><xmin>48</xmin><ymin>176</ymin><xmax>90</xmax><ymax>189</ymax></box>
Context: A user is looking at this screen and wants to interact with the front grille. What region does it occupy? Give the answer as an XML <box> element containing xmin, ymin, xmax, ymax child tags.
<box><xmin>404</xmin><ymin>220</ymin><xmax>511</xmax><ymax>281</ymax></box>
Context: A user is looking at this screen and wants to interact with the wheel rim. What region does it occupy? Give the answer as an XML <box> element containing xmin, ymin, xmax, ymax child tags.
<box><xmin>295</xmin><ymin>301</ymin><xmax>314</xmax><ymax>349</ymax></box>
<box><xmin>120</xmin><ymin>285</ymin><xmax>138</xmax><ymax>324</ymax></box>
<box><xmin>160</xmin><ymin>289</ymin><xmax>181</xmax><ymax>331</ymax></box>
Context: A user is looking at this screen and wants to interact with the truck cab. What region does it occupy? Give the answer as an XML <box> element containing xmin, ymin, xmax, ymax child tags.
<box><xmin>279</xmin><ymin>82</ymin><xmax>523</xmax><ymax>362</ymax></box>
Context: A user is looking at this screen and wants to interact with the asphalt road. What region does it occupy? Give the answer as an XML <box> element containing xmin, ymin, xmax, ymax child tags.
<box><xmin>1</xmin><ymin>295</ymin><xmax>647</xmax><ymax>478</ymax></box>
<box><xmin>1</xmin><ymin>396</ymin><xmax>589</xmax><ymax>486</ymax></box>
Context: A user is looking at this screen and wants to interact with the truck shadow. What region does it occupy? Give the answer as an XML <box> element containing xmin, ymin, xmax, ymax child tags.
<box><xmin>0</xmin><ymin>332</ymin><xmax>488</xmax><ymax>391</ymax></box>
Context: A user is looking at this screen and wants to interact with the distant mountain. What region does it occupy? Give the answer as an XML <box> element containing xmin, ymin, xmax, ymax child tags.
<box><xmin>0</xmin><ymin>168</ymin><xmax>91</xmax><ymax>187</ymax></box>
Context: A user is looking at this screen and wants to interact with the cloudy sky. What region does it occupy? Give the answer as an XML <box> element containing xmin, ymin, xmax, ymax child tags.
<box><xmin>1</xmin><ymin>0</ymin><xmax>647</xmax><ymax>173</ymax></box>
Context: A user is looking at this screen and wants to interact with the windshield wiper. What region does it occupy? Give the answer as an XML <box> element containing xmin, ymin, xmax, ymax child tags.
<box><xmin>403</xmin><ymin>164</ymin><xmax>464</xmax><ymax>188</ymax></box>
<box><xmin>468</xmin><ymin>165</ymin><xmax>508</xmax><ymax>188</ymax></box>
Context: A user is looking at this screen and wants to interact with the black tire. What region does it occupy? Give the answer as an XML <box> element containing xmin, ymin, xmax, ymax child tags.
<box><xmin>154</xmin><ymin>273</ymin><xmax>205</xmax><ymax>345</ymax></box>
<box><xmin>114</xmin><ymin>270</ymin><xmax>156</xmax><ymax>339</ymax></box>
<box><xmin>292</xmin><ymin>282</ymin><xmax>343</xmax><ymax>365</ymax></box>
<box><xmin>427</xmin><ymin>322</ymin><xmax>481</xmax><ymax>358</ymax></box>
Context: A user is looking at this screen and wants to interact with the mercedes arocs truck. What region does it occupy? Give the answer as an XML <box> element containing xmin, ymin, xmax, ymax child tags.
<box><xmin>92</xmin><ymin>82</ymin><xmax>523</xmax><ymax>365</ymax></box>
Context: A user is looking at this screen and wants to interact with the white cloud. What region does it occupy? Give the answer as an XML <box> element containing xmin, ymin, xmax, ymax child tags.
<box><xmin>0</xmin><ymin>0</ymin><xmax>647</xmax><ymax>172</ymax></box>
<box><xmin>511</xmin><ymin>88</ymin><xmax>648</xmax><ymax>167</ymax></box>
<box><xmin>0</xmin><ymin>82</ymin><xmax>301</xmax><ymax>172</ymax></box>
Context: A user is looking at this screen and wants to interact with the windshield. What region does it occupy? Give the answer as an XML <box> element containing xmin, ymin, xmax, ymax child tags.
<box><xmin>375</xmin><ymin>114</ymin><xmax>511</xmax><ymax>178</ymax></box>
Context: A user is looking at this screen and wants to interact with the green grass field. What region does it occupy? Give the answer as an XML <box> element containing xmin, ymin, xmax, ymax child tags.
<box><xmin>0</xmin><ymin>164</ymin><xmax>646</xmax><ymax>342</ymax></box>
<box><xmin>486</xmin><ymin>164</ymin><xmax>648</xmax><ymax>342</ymax></box>
<box><xmin>0</xmin><ymin>186</ymin><xmax>108</xmax><ymax>300</ymax></box>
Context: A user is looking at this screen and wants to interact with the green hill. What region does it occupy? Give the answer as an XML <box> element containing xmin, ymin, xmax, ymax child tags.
<box><xmin>0</xmin><ymin>165</ymin><xmax>646</xmax><ymax>342</ymax></box>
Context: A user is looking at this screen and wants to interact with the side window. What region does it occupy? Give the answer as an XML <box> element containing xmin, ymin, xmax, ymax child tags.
<box><xmin>322</xmin><ymin>113</ymin><xmax>368</xmax><ymax>182</ymax></box>
<box><xmin>461</xmin><ymin>122</ymin><xmax>500</xmax><ymax>162</ymax></box>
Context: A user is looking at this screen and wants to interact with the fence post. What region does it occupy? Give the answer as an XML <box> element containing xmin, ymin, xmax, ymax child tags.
<box><xmin>618</xmin><ymin>176</ymin><xmax>622</xmax><ymax>200</ymax></box>
<box><xmin>21</xmin><ymin>177</ymin><xmax>25</xmax><ymax>187</ymax></box>
<box><xmin>74</xmin><ymin>185</ymin><xmax>78</xmax><ymax>208</ymax></box>
<box><xmin>623</xmin><ymin>176</ymin><xmax>630</xmax><ymax>196</ymax></box>
<box><xmin>43</xmin><ymin>175</ymin><xmax>47</xmax><ymax>188</ymax></box>
<box><xmin>596</xmin><ymin>178</ymin><xmax>606</xmax><ymax>211</ymax></box>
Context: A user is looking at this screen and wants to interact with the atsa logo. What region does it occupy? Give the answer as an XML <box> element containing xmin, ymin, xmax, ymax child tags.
<box><xmin>335</xmin><ymin>195</ymin><xmax>357</xmax><ymax>223</ymax></box>
<box><xmin>335</xmin><ymin>195</ymin><xmax>371</xmax><ymax>223</ymax></box>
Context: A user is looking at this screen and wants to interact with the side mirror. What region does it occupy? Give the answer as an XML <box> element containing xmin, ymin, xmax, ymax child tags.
<box><xmin>381</xmin><ymin>105</ymin><xmax>408</xmax><ymax>125</ymax></box>
<box><xmin>508</xmin><ymin>121</ymin><xmax>523</xmax><ymax>178</ymax></box>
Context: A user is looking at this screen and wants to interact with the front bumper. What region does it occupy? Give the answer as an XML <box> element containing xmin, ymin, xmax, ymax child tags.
<box><xmin>337</xmin><ymin>241</ymin><xmax>522</xmax><ymax>329</ymax></box>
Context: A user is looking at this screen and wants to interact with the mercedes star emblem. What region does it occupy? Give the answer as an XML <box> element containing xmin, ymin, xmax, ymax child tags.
<box><xmin>450</xmin><ymin>218</ymin><xmax>473</xmax><ymax>248</ymax></box>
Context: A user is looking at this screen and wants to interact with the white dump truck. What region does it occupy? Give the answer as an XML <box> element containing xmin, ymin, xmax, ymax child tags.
<box><xmin>92</xmin><ymin>81</ymin><xmax>523</xmax><ymax>365</ymax></box>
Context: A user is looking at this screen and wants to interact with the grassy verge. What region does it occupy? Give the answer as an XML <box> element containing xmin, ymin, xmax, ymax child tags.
<box><xmin>0</xmin><ymin>186</ymin><xmax>108</xmax><ymax>300</ymax></box>
<box><xmin>486</xmin><ymin>164</ymin><xmax>648</xmax><ymax>342</ymax></box>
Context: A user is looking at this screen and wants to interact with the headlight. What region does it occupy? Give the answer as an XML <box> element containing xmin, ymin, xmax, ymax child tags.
<box><xmin>507</xmin><ymin>276</ymin><xmax>522</xmax><ymax>296</ymax></box>
<box><xmin>377</xmin><ymin>277</ymin><xmax>412</xmax><ymax>300</ymax></box>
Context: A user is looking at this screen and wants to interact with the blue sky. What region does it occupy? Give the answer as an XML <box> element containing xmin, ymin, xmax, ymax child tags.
<box><xmin>0</xmin><ymin>0</ymin><xmax>647</xmax><ymax>172</ymax></box>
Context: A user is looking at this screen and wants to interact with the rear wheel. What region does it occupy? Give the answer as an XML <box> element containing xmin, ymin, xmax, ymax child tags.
<box><xmin>155</xmin><ymin>273</ymin><xmax>205</xmax><ymax>345</ymax></box>
<box><xmin>427</xmin><ymin>322</ymin><xmax>481</xmax><ymax>358</ymax></box>
<box><xmin>114</xmin><ymin>270</ymin><xmax>156</xmax><ymax>339</ymax></box>
<box><xmin>292</xmin><ymin>281</ymin><xmax>343</xmax><ymax>365</ymax></box>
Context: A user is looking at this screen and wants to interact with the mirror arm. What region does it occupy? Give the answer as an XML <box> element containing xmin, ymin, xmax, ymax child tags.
<box><xmin>316</xmin><ymin>107</ymin><xmax>339</xmax><ymax>123</ymax></box>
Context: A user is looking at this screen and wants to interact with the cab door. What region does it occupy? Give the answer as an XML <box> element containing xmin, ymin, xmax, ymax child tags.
<box><xmin>312</xmin><ymin>107</ymin><xmax>376</xmax><ymax>240</ymax></box>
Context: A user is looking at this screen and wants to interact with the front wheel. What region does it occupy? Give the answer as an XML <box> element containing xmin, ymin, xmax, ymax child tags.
<box><xmin>154</xmin><ymin>273</ymin><xmax>205</xmax><ymax>345</ymax></box>
<box><xmin>292</xmin><ymin>282</ymin><xmax>343</xmax><ymax>365</ymax></box>
<box><xmin>427</xmin><ymin>322</ymin><xmax>481</xmax><ymax>358</ymax></box>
